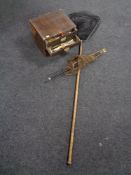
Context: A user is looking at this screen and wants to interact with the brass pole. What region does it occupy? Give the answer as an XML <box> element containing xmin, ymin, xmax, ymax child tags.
<box><xmin>67</xmin><ymin>41</ymin><xmax>83</xmax><ymax>165</ymax></box>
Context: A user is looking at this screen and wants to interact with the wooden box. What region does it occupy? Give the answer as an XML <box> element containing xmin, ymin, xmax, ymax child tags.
<box><xmin>29</xmin><ymin>10</ymin><xmax>80</xmax><ymax>56</ymax></box>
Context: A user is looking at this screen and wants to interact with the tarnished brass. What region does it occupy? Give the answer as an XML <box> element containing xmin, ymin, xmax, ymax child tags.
<box><xmin>44</xmin><ymin>41</ymin><xmax>107</xmax><ymax>165</ymax></box>
<box><xmin>46</xmin><ymin>47</ymin><xmax>107</xmax><ymax>83</ymax></box>
<box><xmin>65</xmin><ymin>48</ymin><xmax>107</xmax><ymax>75</ymax></box>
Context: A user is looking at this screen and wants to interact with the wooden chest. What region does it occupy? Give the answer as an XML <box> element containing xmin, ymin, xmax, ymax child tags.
<box><xmin>29</xmin><ymin>10</ymin><xmax>80</xmax><ymax>56</ymax></box>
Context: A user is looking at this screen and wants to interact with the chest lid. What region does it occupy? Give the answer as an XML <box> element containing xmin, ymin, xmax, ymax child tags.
<box><xmin>29</xmin><ymin>9</ymin><xmax>77</xmax><ymax>39</ymax></box>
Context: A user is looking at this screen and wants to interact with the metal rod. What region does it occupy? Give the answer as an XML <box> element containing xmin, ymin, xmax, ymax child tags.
<box><xmin>67</xmin><ymin>41</ymin><xmax>83</xmax><ymax>165</ymax></box>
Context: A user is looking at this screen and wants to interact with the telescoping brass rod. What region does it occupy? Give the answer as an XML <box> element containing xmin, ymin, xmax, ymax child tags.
<box><xmin>67</xmin><ymin>41</ymin><xmax>83</xmax><ymax>165</ymax></box>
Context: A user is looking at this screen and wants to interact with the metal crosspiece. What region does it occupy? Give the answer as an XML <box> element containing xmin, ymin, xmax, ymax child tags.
<box><xmin>46</xmin><ymin>43</ymin><xmax>107</xmax><ymax>83</ymax></box>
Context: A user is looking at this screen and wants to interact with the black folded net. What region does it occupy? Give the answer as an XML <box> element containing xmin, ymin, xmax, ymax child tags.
<box><xmin>69</xmin><ymin>11</ymin><xmax>100</xmax><ymax>41</ymax></box>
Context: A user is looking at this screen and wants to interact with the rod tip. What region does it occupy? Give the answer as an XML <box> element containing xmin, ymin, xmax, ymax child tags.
<box><xmin>48</xmin><ymin>77</ymin><xmax>51</xmax><ymax>81</ymax></box>
<box><xmin>102</xmin><ymin>48</ymin><xmax>107</xmax><ymax>53</ymax></box>
<box><xmin>67</xmin><ymin>161</ymin><xmax>72</xmax><ymax>166</ymax></box>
